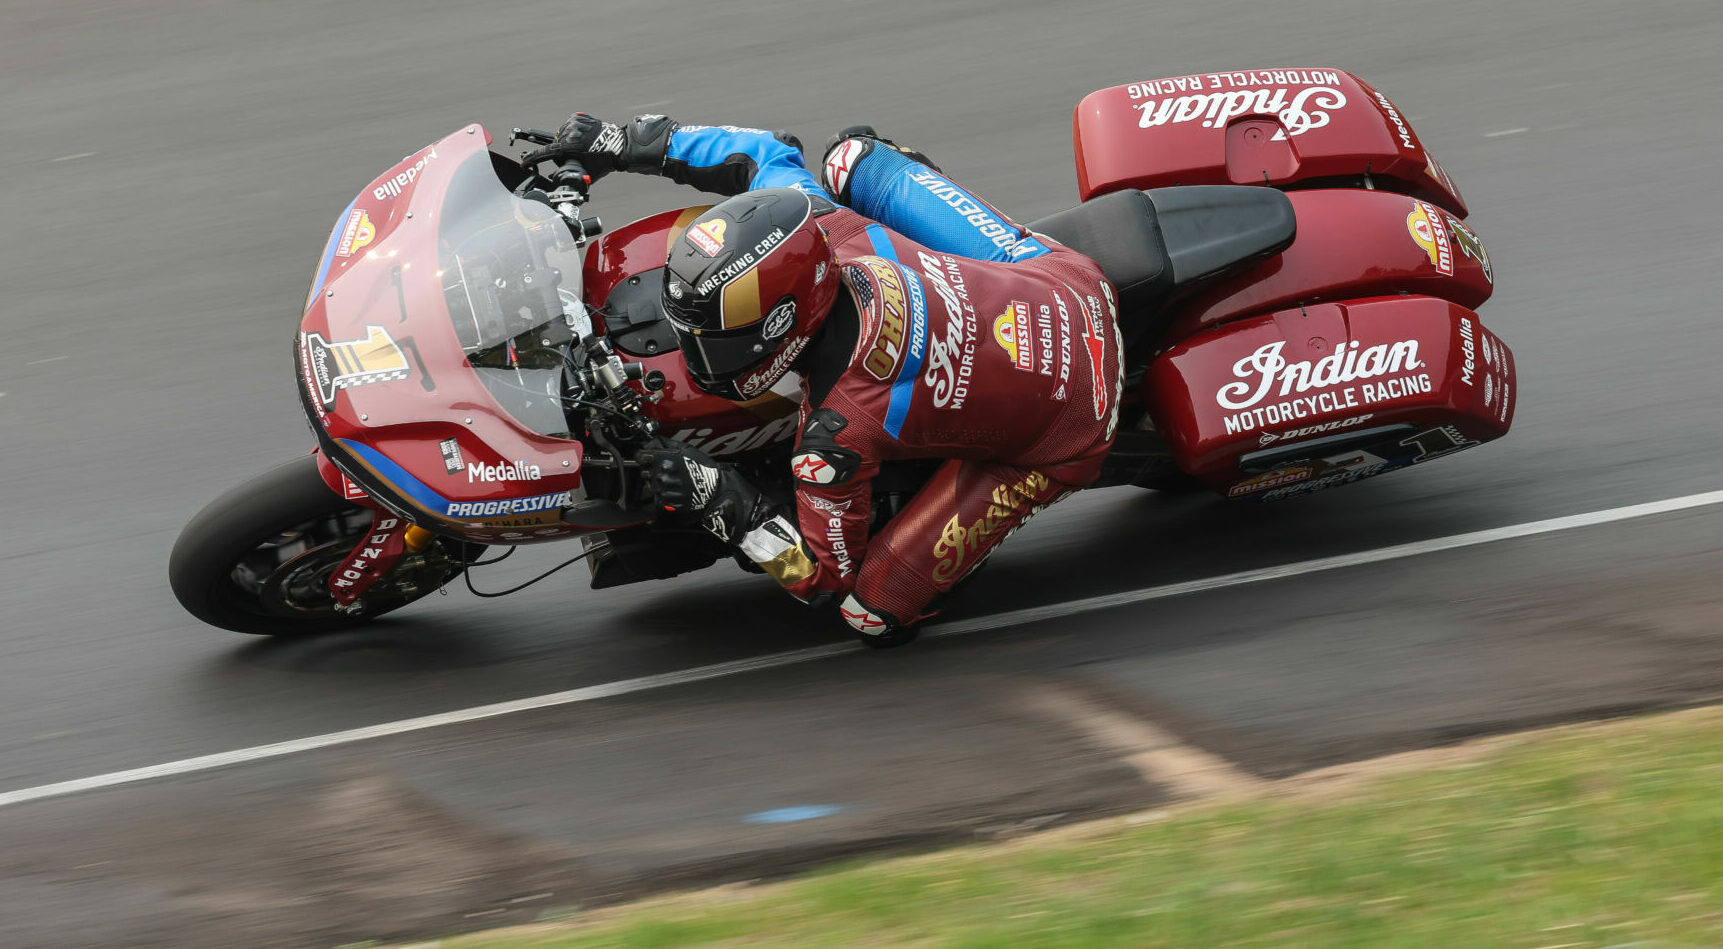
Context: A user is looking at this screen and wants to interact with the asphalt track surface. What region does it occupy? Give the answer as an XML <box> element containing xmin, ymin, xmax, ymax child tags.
<box><xmin>4</xmin><ymin>0</ymin><xmax>1723</xmax><ymax>945</ymax></box>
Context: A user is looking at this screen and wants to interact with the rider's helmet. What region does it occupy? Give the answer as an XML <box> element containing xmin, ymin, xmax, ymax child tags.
<box><xmin>661</xmin><ymin>188</ymin><xmax>841</xmax><ymax>401</ymax></box>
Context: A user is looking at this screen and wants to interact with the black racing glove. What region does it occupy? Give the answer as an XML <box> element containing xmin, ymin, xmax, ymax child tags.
<box><xmin>637</xmin><ymin>438</ymin><xmax>767</xmax><ymax>545</ymax></box>
<box><xmin>521</xmin><ymin>113</ymin><xmax>678</xmax><ymax>179</ymax></box>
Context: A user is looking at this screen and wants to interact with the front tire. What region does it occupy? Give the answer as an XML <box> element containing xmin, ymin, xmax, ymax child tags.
<box><xmin>169</xmin><ymin>455</ymin><xmax>465</xmax><ymax>636</ymax></box>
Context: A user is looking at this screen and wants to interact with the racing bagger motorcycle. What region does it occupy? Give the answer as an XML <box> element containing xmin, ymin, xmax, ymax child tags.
<box><xmin>169</xmin><ymin>67</ymin><xmax>1514</xmax><ymax>636</ymax></box>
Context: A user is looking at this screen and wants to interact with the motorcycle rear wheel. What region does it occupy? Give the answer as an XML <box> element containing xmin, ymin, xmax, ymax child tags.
<box><xmin>169</xmin><ymin>455</ymin><xmax>466</xmax><ymax>636</ymax></box>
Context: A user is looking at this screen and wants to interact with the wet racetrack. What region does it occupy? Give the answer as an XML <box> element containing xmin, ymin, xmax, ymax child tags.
<box><xmin>3</xmin><ymin>0</ymin><xmax>1723</xmax><ymax>944</ymax></box>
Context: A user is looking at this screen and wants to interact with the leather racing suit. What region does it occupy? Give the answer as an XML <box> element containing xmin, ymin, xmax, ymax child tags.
<box><xmin>635</xmin><ymin>121</ymin><xmax>1121</xmax><ymax>632</ymax></box>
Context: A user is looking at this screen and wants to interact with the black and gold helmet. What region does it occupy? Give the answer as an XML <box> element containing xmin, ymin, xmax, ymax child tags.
<box><xmin>661</xmin><ymin>188</ymin><xmax>841</xmax><ymax>401</ymax></box>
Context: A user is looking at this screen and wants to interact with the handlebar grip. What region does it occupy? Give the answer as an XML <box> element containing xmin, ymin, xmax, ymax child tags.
<box><xmin>553</xmin><ymin>160</ymin><xmax>592</xmax><ymax>189</ymax></box>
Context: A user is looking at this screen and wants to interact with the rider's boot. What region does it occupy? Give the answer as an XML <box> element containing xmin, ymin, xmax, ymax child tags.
<box><xmin>838</xmin><ymin>593</ymin><xmax>920</xmax><ymax>649</ymax></box>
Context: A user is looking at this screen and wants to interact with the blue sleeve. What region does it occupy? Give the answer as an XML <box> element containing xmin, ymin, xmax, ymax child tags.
<box><xmin>663</xmin><ymin>125</ymin><xmax>824</xmax><ymax>196</ymax></box>
<box><xmin>843</xmin><ymin>145</ymin><xmax>1049</xmax><ymax>262</ymax></box>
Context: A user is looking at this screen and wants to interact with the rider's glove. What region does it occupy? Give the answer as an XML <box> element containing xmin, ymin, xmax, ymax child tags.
<box><xmin>521</xmin><ymin>113</ymin><xmax>677</xmax><ymax>179</ymax></box>
<box><xmin>638</xmin><ymin>438</ymin><xmax>763</xmax><ymax>545</ymax></box>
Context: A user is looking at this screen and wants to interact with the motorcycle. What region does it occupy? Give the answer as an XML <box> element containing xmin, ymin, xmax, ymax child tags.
<box><xmin>170</xmin><ymin>67</ymin><xmax>1513</xmax><ymax>636</ymax></box>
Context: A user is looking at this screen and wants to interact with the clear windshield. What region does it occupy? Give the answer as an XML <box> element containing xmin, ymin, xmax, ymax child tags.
<box><xmin>438</xmin><ymin>153</ymin><xmax>588</xmax><ymax>436</ymax></box>
<box><xmin>304</xmin><ymin>138</ymin><xmax>592</xmax><ymax>440</ymax></box>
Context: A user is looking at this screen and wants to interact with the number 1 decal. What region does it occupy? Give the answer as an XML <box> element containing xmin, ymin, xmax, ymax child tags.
<box><xmin>1399</xmin><ymin>425</ymin><xmax>1480</xmax><ymax>463</ymax></box>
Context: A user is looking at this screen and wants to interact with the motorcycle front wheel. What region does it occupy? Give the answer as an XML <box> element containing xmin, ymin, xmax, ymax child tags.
<box><xmin>169</xmin><ymin>455</ymin><xmax>469</xmax><ymax>636</ymax></box>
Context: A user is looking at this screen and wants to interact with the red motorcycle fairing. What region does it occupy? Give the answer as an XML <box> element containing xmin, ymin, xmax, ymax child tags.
<box><xmin>1073</xmin><ymin>68</ymin><xmax>1467</xmax><ymax>214</ymax></box>
<box><xmin>1163</xmin><ymin>189</ymin><xmax>1495</xmax><ymax>340</ymax></box>
<box><xmin>1144</xmin><ymin>295</ymin><xmax>1515</xmax><ymax>499</ymax></box>
<box><xmin>296</xmin><ymin>125</ymin><xmax>606</xmax><ymax>546</ymax></box>
<box><xmin>582</xmin><ymin>207</ymin><xmax>803</xmax><ymax>458</ymax></box>
<box><xmin>314</xmin><ymin>449</ymin><xmax>381</xmax><ymax>508</ymax></box>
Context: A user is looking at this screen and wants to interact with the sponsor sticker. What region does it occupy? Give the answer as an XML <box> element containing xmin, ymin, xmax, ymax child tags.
<box><xmin>667</xmin><ymin>415</ymin><xmax>799</xmax><ymax>457</ymax></box>
<box><xmin>301</xmin><ymin>325</ymin><xmax>411</xmax><ymax>406</ymax></box>
<box><xmin>1373</xmin><ymin>90</ymin><xmax>1417</xmax><ymax>150</ymax></box>
<box><xmin>445</xmin><ymin>490</ymin><xmax>573</xmax><ymax>519</ymax></box>
<box><xmin>992</xmin><ymin>302</ymin><xmax>1034</xmax><ymax>371</ymax></box>
<box><xmin>1400</xmin><ymin>425</ymin><xmax>1479</xmax><ymax>463</ymax></box>
<box><xmin>339</xmin><ymin>473</ymin><xmax>369</xmax><ymax>501</ymax></box>
<box><xmin>807</xmin><ymin>495</ymin><xmax>851</xmax><ymax>516</ymax></box>
<box><xmin>328</xmin><ymin>515</ymin><xmax>404</xmax><ymax>596</ymax></box>
<box><xmin>1218</xmin><ymin>338</ymin><xmax>1425</xmax><ymax>412</ymax></box>
<box><xmin>1256</xmin><ymin>413</ymin><xmax>1375</xmax><ymax>445</ymax></box>
<box><xmin>1080</xmin><ymin>294</ymin><xmax>1109</xmax><ymax>421</ymax></box>
<box><xmin>854</xmin><ymin>258</ymin><xmax>910</xmax><ymax>381</ymax></box>
<box><xmin>1406</xmin><ymin>201</ymin><xmax>1454</xmax><ymax>276</ymax></box>
<box><xmin>439</xmin><ymin>438</ymin><xmax>464</xmax><ymax>474</ymax></box>
<box><xmin>1228</xmin><ymin>466</ymin><xmax>1314</xmax><ymax>497</ymax></box>
<box><xmin>688</xmin><ymin>219</ymin><xmax>726</xmax><ymax>256</ymax></box>
<box><xmin>1443</xmin><ymin>213</ymin><xmax>1493</xmax><ymax>284</ymax></box>
<box><xmin>1458</xmin><ymin>317</ymin><xmax>1477</xmax><ymax>386</ymax></box>
<box><xmin>335</xmin><ymin>208</ymin><xmax>376</xmax><ymax>258</ymax></box>
<box><xmin>373</xmin><ymin>147</ymin><xmax>438</xmax><ymax>201</ymax></box>
<box><xmin>1258</xmin><ymin>460</ymin><xmax>1393</xmax><ymax>500</ymax></box>
<box><xmin>1131</xmin><ymin>76</ymin><xmax>1347</xmax><ymax>141</ymax></box>
<box><xmin>807</xmin><ymin>495</ymin><xmax>854</xmax><ymax>577</ymax></box>
<box><xmin>1048</xmin><ymin>291</ymin><xmax>1074</xmax><ymax>400</ymax></box>
<box><xmin>737</xmin><ymin>334</ymin><xmax>809</xmax><ymax>398</ymax></box>
<box><xmin>467</xmin><ymin>459</ymin><xmax>542</xmax><ymax>483</ymax></box>
<box><xmin>1216</xmin><ymin>339</ymin><xmax>1432</xmax><ymax>436</ymax></box>
<box><xmin>1126</xmin><ymin>69</ymin><xmax>1342</xmax><ymax>99</ymax></box>
<box><xmin>761</xmin><ymin>300</ymin><xmax>796</xmax><ymax>341</ymax></box>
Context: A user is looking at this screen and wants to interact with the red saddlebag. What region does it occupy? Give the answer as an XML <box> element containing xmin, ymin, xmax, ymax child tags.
<box><xmin>1144</xmin><ymin>295</ymin><xmax>1515</xmax><ymax>500</ymax></box>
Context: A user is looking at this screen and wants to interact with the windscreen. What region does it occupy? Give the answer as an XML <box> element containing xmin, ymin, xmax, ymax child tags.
<box><xmin>438</xmin><ymin>153</ymin><xmax>590</xmax><ymax>436</ymax></box>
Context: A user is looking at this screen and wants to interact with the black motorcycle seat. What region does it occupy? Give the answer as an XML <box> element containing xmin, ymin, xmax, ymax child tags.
<box><xmin>1029</xmin><ymin>189</ymin><xmax>1171</xmax><ymax>312</ymax></box>
<box><xmin>1029</xmin><ymin>185</ymin><xmax>1296</xmax><ymax>315</ymax></box>
<box><xmin>1145</xmin><ymin>185</ymin><xmax>1296</xmax><ymax>286</ymax></box>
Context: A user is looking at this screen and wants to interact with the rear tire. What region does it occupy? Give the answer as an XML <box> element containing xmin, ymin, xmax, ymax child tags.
<box><xmin>169</xmin><ymin>455</ymin><xmax>464</xmax><ymax>636</ymax></box>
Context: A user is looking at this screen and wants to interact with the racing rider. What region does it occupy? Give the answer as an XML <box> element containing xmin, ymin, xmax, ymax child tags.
<box><xmin>523</xmin><ymin>114</ymin><xmax>1121</xmax><ymax>647</ymax></box>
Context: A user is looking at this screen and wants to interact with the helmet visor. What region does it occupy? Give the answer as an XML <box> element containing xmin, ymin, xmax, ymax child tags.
<box><xmin>670</xmin><ymin>322</ymin><xmax>771</xmax><ymax>399</ymax></box>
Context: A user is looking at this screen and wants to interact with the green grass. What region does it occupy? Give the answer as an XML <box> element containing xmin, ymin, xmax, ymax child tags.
<box><xmin>428</xmin><ymin>708</ymin><xmax>1723</xmax><ymax>949</ymax></box>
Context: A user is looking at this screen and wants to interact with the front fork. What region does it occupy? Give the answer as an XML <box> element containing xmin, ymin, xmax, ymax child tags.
<box><xmin>328</xmin><ymin>512</ymin><xmax>436</xmax><ymax>611</ymax></box>
<box><xmin>310</xmin><ymin>448</ymin><xmax>438</xmax><ymax>612</ymax></box>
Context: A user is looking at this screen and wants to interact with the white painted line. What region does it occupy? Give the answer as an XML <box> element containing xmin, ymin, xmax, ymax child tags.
<box><xmin>3</xmin><ymin>488</ymin><xmax>1722</xmax><ymax>809</ymax></box>
<box><xmin>928</xmin><ymin>489</ymin><xmax>1723</xmax><ymax>636</ymax></box>
<box><xmin>0</xmin><ymin>643</ymin><xmax>859</xmax><ymax>810</ymax></box>
<box><xmin>1484</xmin><ymin>127</ymin><xmax>1530</xmax><ymax>138</ymax></box>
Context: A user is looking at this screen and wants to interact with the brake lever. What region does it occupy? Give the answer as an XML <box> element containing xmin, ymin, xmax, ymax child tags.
<box><xmin>509</xmin><ymin>127</ymin><xmax>556</xmax><ymax>147</ymax></box>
